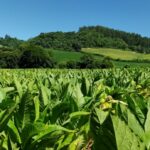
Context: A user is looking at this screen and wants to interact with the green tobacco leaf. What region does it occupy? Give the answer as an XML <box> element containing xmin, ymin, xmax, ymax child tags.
<box><xmin>127</xmin><ymin>94</ymin><xmax>145</xmax><ymax>125</ymax></box>
<box><xmin>57</xmin><ymin>133</ymin><xmax>74</xmax><ymax>150</ymax></box>
<box><xmin>33</xmin><ymin>96</ymin><xmax>40</xmax><ymax>122</ymax></box>
<box><xmin>111</xmin><ymin>115</ymin><xmax>145</xmax><ymax>150</ymax></box>
<box><xmin>95</xmin><ymin>107</ymin><xmax>109</xmax><ymax>125</ymax></box>
<box><xmin>51</xmin><ymin>102</ymin><xmax>70</xmax><ymax>124</ymax></box>
<box><xmin>21</xmin><ymin>122</ymin><xmax>45</xmax><ymax>149</ymax></box>
<box><xmin>63</xmin><ymin>111</ymin><xmax>90</xmax><ymax>126</ymax></box>
<box><xmin>3</xmin><ymin>87</ymin><xmax>15</xmax><ymax>93</ymax></box>
<box><xmin>31</xmin><ymin>124</ymin><xmax>75</xmax><ymax>149</ymax></box>
<box><xmin>68</xmin><ymin>135</ymin><xmax>84</xmax><ymax>150</ymax></box>
<box><xmin>7</xmin><ymin>135</ymin><xmax>20</xmax><ymax>150</ymax></box>
<box><xmin>39</xmin><ymin>84</ymin><xmax>49</xmax><ymax>106</ymax></box>
<box><xmin>14</xmin><ymin>77</ymin><xmax>23</xmax><ymax>98</ymax></box>
<box><xmin>7</xmin><ymin>120</ymin><xmax>21</xmax><ymax>144</ymax></box>
<box><xmin>143</xmin><ymin>132</ymin><xmax>150</xmax><ymax>150</ymax></box>
<box><xmin>60</xmin><ymin>82</ymin><xmax>70</xmax><ymax>99</ymax></box>
<box><xmin>16</xmin><ymin>90</ymin><xmax>35</xmax><ymax>129</ymax></box>
<box><xmin>0</xmin><ymin>87</ymin><xmax>15</xmax><ymax>103</ymax></box>
<box><xmin>81</xmin><ymin>77</ymin><xmax>90</xmax><ymax>96</ymax></box>
<box><xmin>91</xmin><ymin>112</ymin><xmax>117</xmax><ymax>150</ymax></box>
<box><xmin>69</xmin><ymin>111</ymin><xmax>91</xmax><ymax>119</ymax></box>
<box><xmin>0</xmin><ymin>90</ymin><xmax>5</xmax><ymax>103</ymax></box>
<box><xmin>144</xmin><ymin>108</ymin><xmax>150</xmax><ymax>149</ymax></box>
<box><xmin>73</xmin><ymin>84</ymin><xmax>85</xmax><ymax>108</ymax></box>
<box><xmin>0</xmin><ymin>102</ymin><xmax>18</xmax><ymax>132</ymax></box>
<box><xmin>145</xmin><ymin>108</ymin><xmax>150</xmax><ymax>132</ymax></box>
<box><xmin>127</xmin><ymin>109</ymin><xmax>144</xmax><ymax>140</ymax></box>
<box><xmin>120</xmin><ymin>104</ymin><xmax>144</xmax><ymax>140</ymax></box>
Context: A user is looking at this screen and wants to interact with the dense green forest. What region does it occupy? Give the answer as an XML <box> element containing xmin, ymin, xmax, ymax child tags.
<box><xmin>0</xmin><ymin>25</ymin><xmax>150</xmax><ymax>68</ymax></box>
<box><xmin>30</xmin><ymin>26</ymin><xmax>150</xmax><ymax>53</ymax></box>
<box><xmin>0</xmin><ymin>35</ymin><xmax>24</xmax><ymax>48</ymax></box>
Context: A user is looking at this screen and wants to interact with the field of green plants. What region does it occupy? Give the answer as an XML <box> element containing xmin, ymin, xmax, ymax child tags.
<box><xmin>50</xmin><ymin>49</ymin><xmax>150</xmax><ymax>68</ymax></box>
<box><xmin>82</xmin><ymin>48</ymin><xmax>150</xmax><ymax>61</ymax></box>
<box><xmin>0</xmin><ymin>69</ymin><xmax>150</xmax><ymax>150</ymax></box>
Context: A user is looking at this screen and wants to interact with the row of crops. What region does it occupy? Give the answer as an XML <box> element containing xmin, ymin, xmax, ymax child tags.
<box><xmin>0</xmin><ymin>69</ymin><xmax>150</xmax><ymax>150</ymax></box>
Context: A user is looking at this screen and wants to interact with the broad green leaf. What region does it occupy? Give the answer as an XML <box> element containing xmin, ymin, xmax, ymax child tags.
<box><xmin>0</xmin><ymin>87</ymin><xmax>15</xmax><ymax>103</ymax></box>
<box><xmin>73</xmin><ymin>84</ymin><xmax>85</xmax><ymax>108</ymax></box>
<box><xmin>0</xmin><ymin>102</ymin><xmax>18</xmax><ymax>132</ymax></box>
<box><xmin>81</xmin><ymin>77</ymin><xmax>90</xmax><ymax>96</ymax></box>
<box><xmin>127</xmin><ymin>109</ymin><xmax>144</xmax><ymax>139</ymax></box>
<box><xmin>0</xmin><ymin>90</ymin><xmax>5</xmax><ymax>103</ymax></box>
<box><xmin>21</xmin><ymin>122</ymin><xmax>45</xmax><ymax>149</ymax></box>
<box><xmin>14</xmin><ymin>77</ymin><xmax>23</xmax><ymax>98</ymax></box>
<box><xmin>33</xmin><ymin>96</ymin><xmax>40</xmax><ymax>122</ymax></box>
<box><xmin>111</xmin><ymin>115</ymin><xmax>145</xmax><ymax>150</ymax></box>
<box><xmin>31</xmin><ymin>124</ymin><xmax>75</xmax><ymax>149</ymax></box>
<box><xmin>57</xmin><ymin>133</ymin><xmax>74</xmax><ymax>150</ymax></box>
<box><xmin>145</xmin><ymin>108</ymin><xmax>150</xmax><ymax>132</ymax></box>
<box><xmin>39</xmin><ymin>84</ymin><xmax>49</xmax><ymax>106</ymax></box>
<box><xmin>63</xmin><ymin>111</ymin><xmax>90</xmax><ymax>126</ymax></box>
<box><xmin>120</xmin><ymin>104</ymin><xmax>144</xmax><ymax>140</ymax></box>
<box><xmin>7</xmin><ymin>120</ymin><xmax>21</xmax><ymax>144</ymax></box>
<box><xmin>7</xmin><ymin>135</ymin><xmax>20</xmax><ymax>150</ymax></box>
<box><xmin>16</xmin><ymin>90</ymin><xmax>35</xmax><ymax>129</ymax></box>
<box><xmin>68</xmin><ymin>135</ymin><xmax>84</xmax><ymax>150</ymax></box>
<box><xmin>144</xmin><ymin>108</ymin><xmax>150</xmax><ymax>149</ymax></box>
<box><xmin>69</xmin><ymin>111</ymin><xmax>91</xmax><ymax>119</ymax></box>
<box><xmin>95</xmin><ymin>107</ymin><xmax>109</xmax><ymax>125</ymax></box>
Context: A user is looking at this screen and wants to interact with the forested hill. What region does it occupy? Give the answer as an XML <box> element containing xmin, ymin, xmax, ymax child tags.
<box><xmin>0</xmin><ymin>35</ymin><xmax>24</xmax><ymax>48</ymax></box>
<box><xmin>0</xmin><ymin>26</ymin><xmax>150</xmax><ymax>68</ymax></box>
<box><xmin>0</xmin><ymin>26</ymin><xmax>150</xmax><ymax>53</ymax></box>
<box><xmin>29</xmin><ymin>26</ymin><xmax>150</xmax><ymax>53</ymax></box>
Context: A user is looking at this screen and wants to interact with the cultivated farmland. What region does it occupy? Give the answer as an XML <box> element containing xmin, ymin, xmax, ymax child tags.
<box><xmin>82</xmin><ymin>48</ymin><xmax>150</xmax><ymax>61</ymax></box>
<box><xmin>0</xmin><ymin>69</ymin><xmax>150</xmax><ymax>150</ymax></box>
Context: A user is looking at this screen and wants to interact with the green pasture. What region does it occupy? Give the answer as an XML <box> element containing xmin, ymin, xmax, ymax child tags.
<box><xmin>82</xmin><ymin>48</ymin><xmax>150</xmax><ymax>61</ymax></box>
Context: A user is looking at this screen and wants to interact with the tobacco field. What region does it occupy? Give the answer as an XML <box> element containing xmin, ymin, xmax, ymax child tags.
<box><xmin>0</xmin><ymin>69</ymin><xmax>150</xmax><ymax>150</ymax></box>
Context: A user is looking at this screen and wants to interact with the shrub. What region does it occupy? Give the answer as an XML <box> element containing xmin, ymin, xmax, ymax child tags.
<box><xmin>18</xmin><ymin>44</ymin><xmax>56</xmax><ymax>68</ymax></box>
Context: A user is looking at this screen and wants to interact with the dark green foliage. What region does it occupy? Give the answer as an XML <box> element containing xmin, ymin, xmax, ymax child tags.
<box><xmin>77</xmin><ymin>55</ymin><xmax>113</xmax><ymax>69</ymax></box>
<box><xmin>66</xmin><ymin>60</ymin><xmax>77</xmax><ymax>69</ymax></box>
<box><xmin>65</xmin><ymin>54</ymin><xmax>114</xmax><ymax>69</ymax></box>
<box><xmin>77</xmin><ymin>54</ymin><xmax>95</xmax><ymax>69</ymax></box>
<box><xmin>29</xmin><ymin>26</ymin><xmax>150</xmax><ymax>53</ymax></box>
<box><xmin>29</xmin><ymin>32</ymin><xmax>81</xmax><ymax>51</ymax></box>
<box><xmin>18</xmin><ymin>44</ymin><xmax>56</xmax><ymax>68</ymax></box>
<box><xmin>0</xmin><ymin>44</ymin><xmax>56</xmax><ymax>68</ymax></box>
<box><xmin>0</xmin><ymin>47</ymin><xmax>20</xmax><ymax>68</ymax></box>
<box><xmin>0</xmin><ymin>69</ymin><xmax>149</xmax><ymax>149</ymax></box>
<box><xmin>71</xmin><ymin>42</ymin><xmax>81</xmax><ymax>52</ymax></box>
<box><xmin>79</xmin><ymin>26</ymin><xmax>150</xmax><ymax>53</ymax></box>
<box><xmin>0</xmin><ymin>35</ymin><xmax>24</xmax><ymax>49</ymax></box>
<box><xmin>101</xmin><ymin>57</ymin><xmax>114</xmax><ymax>68</ymax></box>
<box><xmin>0</xmin><ymin>25</ymin><xmax>150</xmax><ymax>68</ymax></box>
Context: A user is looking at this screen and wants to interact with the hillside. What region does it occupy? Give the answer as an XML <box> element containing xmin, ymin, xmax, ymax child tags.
<box><xmin>50</xmin><ymin>49</ymin><xmax>150</xmax><ymax>68</ymax></box>
<box><xmin>82</xmin><ymin>48</ymin><xmax>150</xmax><ymax>61</ymax></box>
<box><xmin>50</xmin><ymin>49</ymin><xmax>84</xmax><ymax>63</ymax></box>
<box><xmin>0</xmin><ymin>35</ymin><xmax>24</xmax><ymax>48</ymax></box>
<box><xmin>29</xmin><ymin>26</ymin><xmax>150</xmax><ymax>53</ymax></box>
<box><xmin>0</xmin><ymin>25</ymin><xmax>150</xmax><ymax>54</ymax></box>
<box><xmin>0</xmin><ymin>25</ymin><xmax>150</xmax><ymax>68</ymax></box>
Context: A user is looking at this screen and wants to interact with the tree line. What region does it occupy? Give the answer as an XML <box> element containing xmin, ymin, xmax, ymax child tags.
<box><xmin>0</xmin><ymin>26</ymin><xmax>150</xmax><ymax>53</ymax></box>
<box><xmin>0</xmin><ymin>35</ymin><xmax>24</xmax><ymax>49</ymax></box>
<box><xmin>29</xmin><ymin>26</ymin><xmax>150</xmax><ymax>53</ymax></box>
<box><xmin>0</xmin><ymin>43</ymin><xmax>113</xmax><ymax>69</ymax></box>
<box><xmin>0</xmin><ymin>25</ymin><xmax>150</xmax><ymax>68</ymax></box>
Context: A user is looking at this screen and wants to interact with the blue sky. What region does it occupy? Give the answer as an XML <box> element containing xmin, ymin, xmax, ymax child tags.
<box><xmin>0</xmin><ymin>0</ymin><xmax>150</xmax><ymax>40</ymax></box>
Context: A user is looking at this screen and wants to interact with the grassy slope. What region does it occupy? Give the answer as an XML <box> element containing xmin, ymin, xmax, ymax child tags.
<box><xmin>82</xmin><ymin>48</ymin><xmax>150</xmax><ymax>61</ymax></box>
<box><xmin>51</xmin><ymin>49</ymin><xmax>84</xmax><ymax>63</ymax></box>
<box><xmin>112</xmin><ymin>61</ymin><xmax>150</xmax><ymax>67</ymax></box>
<box><xmin>50</xmin><ymin>49</ymin><xmax>150</xmax><ymax>67</ymax></box>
